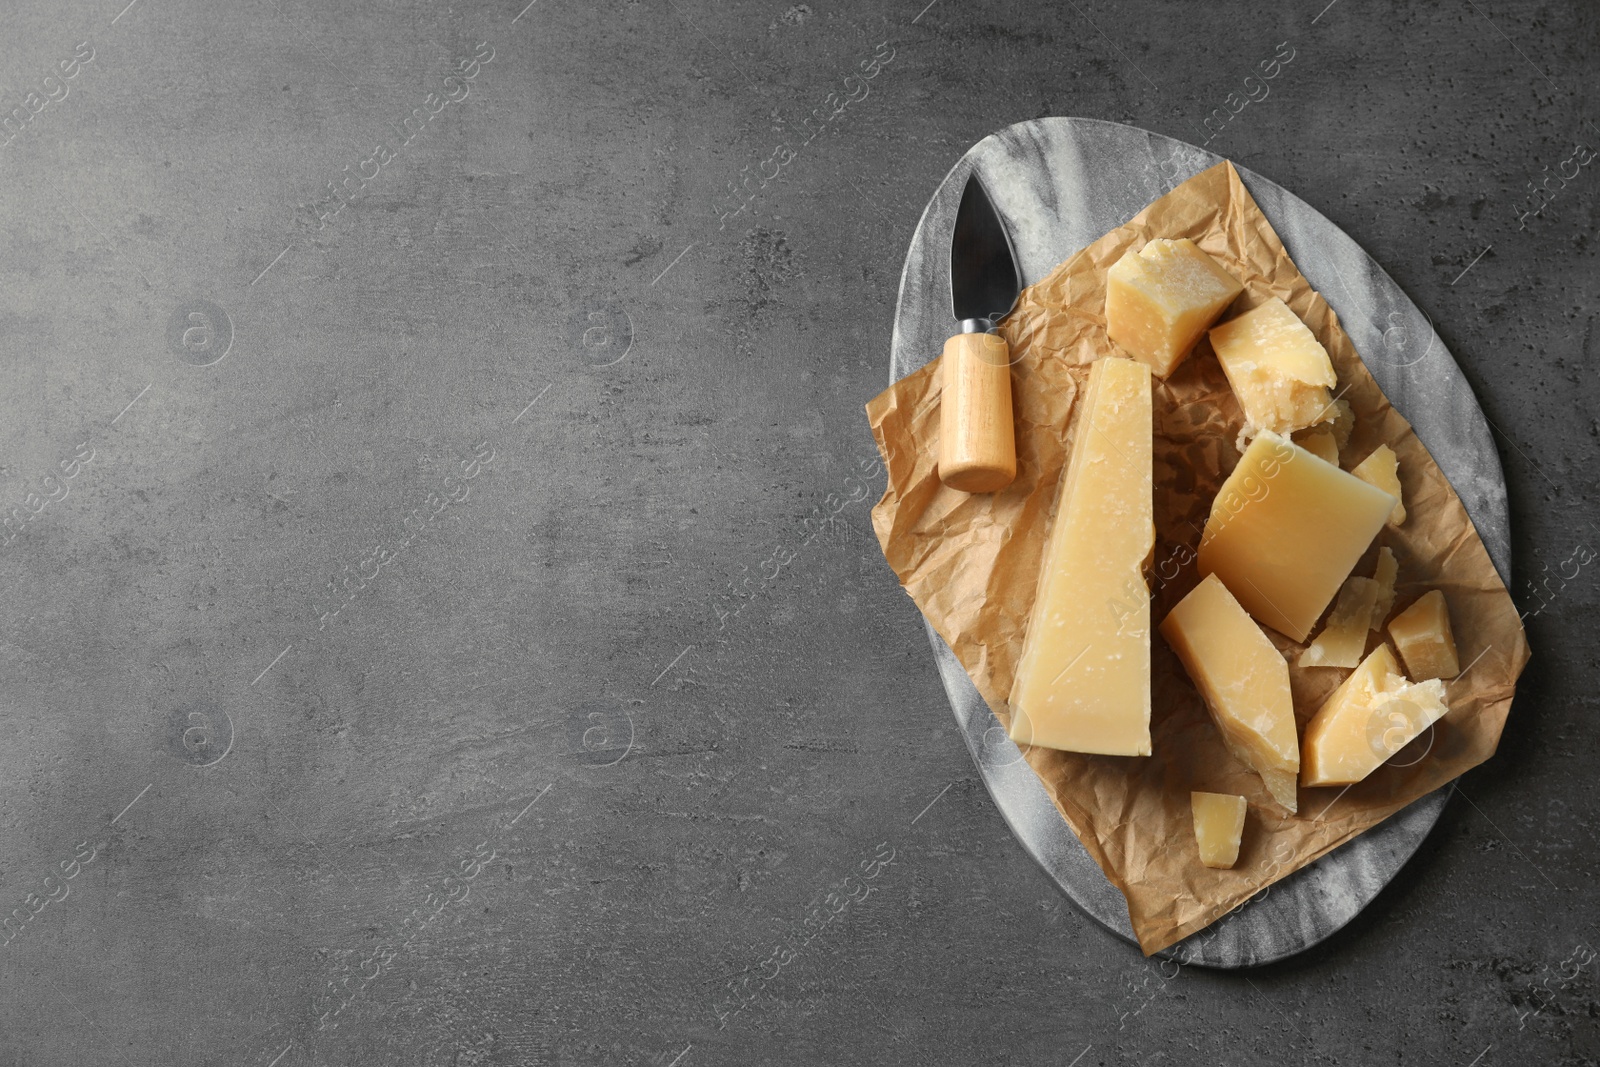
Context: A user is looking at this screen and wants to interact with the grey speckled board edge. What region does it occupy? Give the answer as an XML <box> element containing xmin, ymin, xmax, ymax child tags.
<box><xmin>889</xmin><ymin>118</ymin><xmax>1511</xmax><ymax>968</ymax></box>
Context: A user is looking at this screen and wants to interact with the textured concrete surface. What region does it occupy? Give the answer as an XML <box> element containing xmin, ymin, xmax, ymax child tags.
<box><xmin>0</xmin><ymin>1</ymin><xmax>1595</xmax><ymax>1065</ymax></box>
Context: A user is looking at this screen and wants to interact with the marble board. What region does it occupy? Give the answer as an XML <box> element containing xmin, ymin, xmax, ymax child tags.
<box><xmin>888</xmin><ymin>118</ymin><xmax>1512</xmax><ymax>968</ymax></box>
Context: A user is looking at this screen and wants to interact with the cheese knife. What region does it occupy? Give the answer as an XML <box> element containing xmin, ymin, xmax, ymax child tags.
<box><xmin>939</xmin><ymin>172</ymin><xmax>1022</xmax><ymax>494</ymax></box>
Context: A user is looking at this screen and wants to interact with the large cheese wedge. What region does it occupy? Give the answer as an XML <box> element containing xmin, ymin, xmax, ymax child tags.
<box><xmin>1191</xmin><ymin>792</ymin><xmax>1247</xmax><ymax>869</ymax></box>
<box><xmin>1199</xmin><ymin>432</ymin><xmax>1397</xmax><ymax>642</ymax></box>
<box><xmin>1009</xmin><ymin>357</ymin><xmax>1153</xmax><ymax>756</ymax></box>
<box><xmin>1161</xmin><ymin>574</ymin><xmax>1299</xmax><ymax>813</ymax></box>
<box><xmin>1297</xmin><ymin>576</ymin><xmax>1378</xmax><ymax>669</ymax></box>
<box><xmin>1388</xmin><ymin>590</ymin><xmax>1460</xmax><ymax>680</ymax></box>
<box><xmin>1106</xmin><ymin>239</ymin><xmax>1244</xmax><ymax>378</ymax></box>
<box><xmin>1209</xmin><ymin>298</ymin><xmax>1339</xmax><ymax>440</ymax></box>
<box><xmin>1301</xmin><ymin>644</ymin><xmax>1449</xmax><ymax>787</ymax></box>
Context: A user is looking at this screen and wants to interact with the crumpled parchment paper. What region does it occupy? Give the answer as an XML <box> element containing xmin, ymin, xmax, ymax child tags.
<box><xmin>866</xmin><ymin>160</ymin><xmax>1531</xmax><ymax>955</ymax></box>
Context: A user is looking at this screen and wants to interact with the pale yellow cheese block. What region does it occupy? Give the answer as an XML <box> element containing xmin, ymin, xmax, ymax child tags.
<box><xmin>1351</xmin><ymin>444</ymin><xmax>1406</xmax><ymax>525</ymax></box>
<box><xmin>1008</xmin><ymin>356</ymin><xmax>1154</xmax><ymax>756</ymax></box>
<box><xmin>1191</xmin><ymin>791</ymin><xmax>1247</xmax><ymax>869</ymax></box>
<box><xmin>1298</xmin><ymin>576</ymin><xmax>1379</xmax><ymax>669</ymax></box>
<box><xmin>1301</xmin><ymin>644</ymin><xmax>1449</xmax><ymax>787</ymax></box>
<box><xmin>1105</xmin><ymin>238</ymin><xmax>1244</xmax><ymax>378</ymax></box>
<box><xmin>1209</xmin><ymin>297</ymin><xmax>1339</xmax><ymax>440</ymax></box>
<box><xmin>1370</xmin><ymin>547</ymin><xmax>1398</xmax><ymax>631</ymax></box>
<box><xmin>1161</xmin><ymin>574</ymin><xmax>1299</xmax><ymax>814</ymax></box>
<box><xmin>1293</xmin><ymin>426</ymin><xmax>1339</xmax><ymax>465</ymax></box>
<box><xmin>1388</xmin><ymin>590</ymin><xmax>1460</xmax><ymax>680</ymax></box>
<box><xmin>1198</xmin><ymin>431</ymin><xmax>1398</xmax><ymax>642</ymax></box>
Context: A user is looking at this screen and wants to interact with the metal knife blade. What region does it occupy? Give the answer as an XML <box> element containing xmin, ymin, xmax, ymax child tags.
<box><xmin>949</xmin><ymin>173</ymin><xmax>1021</xmax><ymax>328</ymax></box>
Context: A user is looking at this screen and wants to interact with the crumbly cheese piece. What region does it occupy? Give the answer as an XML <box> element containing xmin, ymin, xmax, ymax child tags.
<box><xmin>1105</xmin><ymin>238</ymin><xmax>1244</xmax><ymax>378</ymax></box>
<box><xmin>1008</xmin><ymin>357</ymin><xmax>1154</xmax><ymax>756</ymax></box>
<box><xmin>1301</xmin><ymin>644</ymin><xmax>1449</xmax><ymax>787</ymax></box>
<box><xmin>1326</xmin><ymin>399</ymin><xmax>1355</xmax><ymax>453</ymax></box>
<box><xmin>1209</xmin><ymin>298</ymin><xmax>1340</xmax><ymax>440</ymax></box>
<box><xmin>1198</xmin><ymin>431</ymin><xmax>1397</xmax><ymax>642</ymax></box>
<box><xmin>1191</xmin><ymin>791</ymin><xmax>1247</xmax><ymax>869</ymax></box>
<box><xmin>1387</xmin><ymin>590</ymin><xmax>1460</xmax><ymax>680</ymax></box>
<box><xmin>1293</xmin><ymin>426</ymin><xmax>1339</xmax><ymax>465</ymax></box>
<box><xmin>1161</xmin><ymin>574</ymin><xmax>1300</xmax><ymax>814</ymax></box>
<box><xmin>1351</xmin><ymin>445</ymin><xmax>1405</xmax><ymax>526</ymax></box>
<box><xmin>1370</xmin><ymin>547</ymin><xmax>1398</xmax><ymax>631</ymax></box>
<box><xmin>1297</xmin><ymin>576</ymin><xmax>1379</xmax><ymax>669</ymax></box>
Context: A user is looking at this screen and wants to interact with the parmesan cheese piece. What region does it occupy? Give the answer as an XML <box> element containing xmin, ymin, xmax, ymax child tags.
<box><xmin>1297</xmin><ymin>576</ymin><xmax>1379</xmax><ymax>669</ymax></box>
<box><xmin>1293</xmin><ymin>426</ymin><xmax>1339</xmax><ymax>465</ymax></box>
<box><xmin>1370</xmin><ymin>547</ymin><xmax>1398</xmax><ymax>631</ymax></box>
<box><xmin>1301</xmin><ymin>644</ymin><xmax>1449</xmax><ymax>787</ymax></box>
<box><xmin>1351</xmin><ymin>445</ymin><xmax>1405</xmax><ymax>526</ymax></box>
<box><xmin>1105</xmin><ymin>238</ymin><xmax>1244</xmax><ymax>378</ymax></box>
<box><xmin>1008</xmin><ymin>357</ymin><xmax>1154</xmax><ymax>756</ymax></box>
<box><xmin>1191</xmin><ymin>791</ymin><xmax>1247</xmax><ymax>869</ymax></box>
<box><xmin>1198</xmin><ymin>431</ymin><xmax>1397</xmax><ymax>642</ymax></box>
<box><xmin>1209</xmin><ymin>298</ymin><xmax>1339</xmax><ymax>440</ymax></box>
<box><xmin>1387</xmin><ymin>590</ymin><xmax>1460</xmax><ymax>680</ymax></box>
<box><xmin>1161</xmin><ymin>574</ymin><xmax>1300</xmax><ymax>814</ymax></box>
<box><xmin>1326</xmin><ymin>399</ymin><xmax>1355</xmax><ymax>453</ymax></box>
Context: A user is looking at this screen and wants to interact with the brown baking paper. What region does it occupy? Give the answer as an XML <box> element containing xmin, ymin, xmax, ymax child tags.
<box><xmin>866</xmin><ymin>161</ymin><xmax>1531</xmax><ymax>955</ymax></box>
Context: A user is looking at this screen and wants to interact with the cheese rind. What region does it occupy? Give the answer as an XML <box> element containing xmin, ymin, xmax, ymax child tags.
<box><xmin>1161</xmin><ymin>574</ymin><xmax>1300</xmax><ymax>814</ymax></box>
<box><xmin>1301</xmin><ymin>644</ymin><xmax>1449</xmax><ymax>787</ymax></box>
<box><xmin>1298</xmin><ymin>575</ymin><xmax>1379</xmax><ymax>669</ymax></box>
<box><xmin>1351</xmin><ymin>445</ymin><xmax>1406</xmax><ymax>526</ymax></box>
<box><xmin>1191</xmin><ymin>791</ymin><xmax>1247</xmax><ymax>869</ymax></box>
<box><xmin>1370</xmin><ymin>547</ymin><xmax>1399</xmax><ymax>631</ymax></box>
<box><xmin>1008</xmin><ymin>357</ymin><xmax>1154</xmax><ymax>756</ymax></box>
<box><xmin>1106</xmin><ymin>239</ymin><xmax>1244</xmax><ymax>378</ymax></box>
<box><xmin>1199</xmin><ymin>432</ymin><xmax>1398</xmax><ymax>642</ymax></box>
<box><xmin>1387</xmin><ymin>590</ymin><xmax>1460</xmax><ymax>680</ymax></box>
<box><xmin>1209</xmin><ymin>298</ymin><xmax>1340</xmax><ymax>440</ymax></box>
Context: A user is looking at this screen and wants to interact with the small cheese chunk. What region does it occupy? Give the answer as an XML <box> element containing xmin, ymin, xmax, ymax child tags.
<box><xmin>1209</xmin><ymin>298</ymin><xmax>1340</xmax><ymax>440</ymax></box>
<box><xmin>1301</xmin><ymin>644</ymin><xmax>1449</xmax><ymax>787</ymax></box>
<box><xmin>1191</xmin><ymin>792</ymin><xmax>1247</xmax><ymax>869</ymax></box>
<box><xmin>1351</xmin><ymin>445</ymin><xmax>1405</xmax><ymax>525</ymax></box>
<box><xmin>1387</xmin><ymin>590</ymin><xmax>1460</xmax><ymax>680</ymax></box>
<box><xmin>1293</xmin><ymin>427</ymin><xmax>1339</xmax><ymax>465</ymax></box>
<box><xmin>1326</xmin><ymin>399</ymin><xmax>1355</xmax><ymax>453</ymax></box>
<box><xmin>1298</xmin><ymin>576</ymin><xmax>1379</xmax><ymax>669</ymax></box>
<box><xmin>1370</xmin><ymin>547</ymin><xmax>1398</xmax><ymax>631</ymax></box>
<box><xmin>1199</xmin><ymin>432</ymin><xmax>1398</xmax><ymax>642</ymax></box>
<box><xmin>1161</xmin><ymin>574</ymin><xmax>1300</xmax><ymax>814</ymax></box>
<box><xmin>1106</xmin><ymin>238</ymin><xmax>1244</xmax><ymax>378</ymax></box>
<box><xmin>1009</xmin><ymin>357</ymin><xmax>1154</xmax><ymax>756</ymax></box>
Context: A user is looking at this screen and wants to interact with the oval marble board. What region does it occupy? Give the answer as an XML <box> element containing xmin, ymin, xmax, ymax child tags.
<box><xmin>889</xmin><ymin>118</ymin><xmax>1511</xmax><ymax>968</ymax></box>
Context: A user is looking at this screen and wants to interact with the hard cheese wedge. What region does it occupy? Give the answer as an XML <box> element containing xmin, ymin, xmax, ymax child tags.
<box><xmin>1351</xmin><ymin>445</ymin><xmax>1406</xmax><ymax>526</ymax></box>
<box><xmin>1161</xmin><ymin>574</ymin><xmax>1299</xmax><ymax>814</ymax></box>
<box><xmin>1301</xmin><ymin>644</ymin><xmax>1449</xmax><ymax>787</ymax></box>
<box><xmin>1209</xmin><ymin>298</ymin><xmax>1339</xmax><ymax>440</ymax></box>
<box><xmin>1388</xmin><ymin>590</ymin><xmax>1460</xmax><ymax>680</ymax></box>
<box><xmin>1191</xmin><ymin>792</ymin><xmax>1247</xmax><ymax>869</ymax></box>
<box><xmin>1199</xmin><ymin>432</ymin><xmax>1397</xmax><ymax>642</ymax></box>
<box><xmin>1297</xmin><ymin>575</ymin><xmax>1379</xmax><ymax>669</ymax></box>
<box><xmin>1009</xmin><ymin>356</ymin><xmax>1154</xmax><ymax>756</ymax></box>
<box><xmin>1105</xmin><ymin>238</ymin><xmax>1243</xmax><ymax>378</ymax></box>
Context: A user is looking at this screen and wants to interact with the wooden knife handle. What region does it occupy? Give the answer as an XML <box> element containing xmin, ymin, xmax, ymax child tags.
<box><xmin>938</xmin><ymin>331</ymin><xmax>1017</xmax><ymax>494</ymax></box>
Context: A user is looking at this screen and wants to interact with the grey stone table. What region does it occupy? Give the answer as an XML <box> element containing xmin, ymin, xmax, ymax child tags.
<box><xmin>0</xmin><ymin>2</ymin><xmax>1595</xmax><ymax>1065</ymax></box>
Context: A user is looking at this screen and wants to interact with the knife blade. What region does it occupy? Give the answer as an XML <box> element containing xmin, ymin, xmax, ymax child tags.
<box><xmin>939</xmin><ymin>173</ymin><xmax>1021</xmax><ymax>493</ymax></box>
